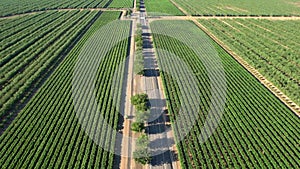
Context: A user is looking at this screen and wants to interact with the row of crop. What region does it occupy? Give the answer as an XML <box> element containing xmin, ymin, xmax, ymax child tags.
<box><xmin>0</xmin><ymin>10</ymin><xmax>99</xmax><ymax>164</ymax></box>
<box><xmin>235</xmin><ymin>19</ymin><xmax>300</xmax><ymax>64</ymax></box>
<box><xmin>0</xmin><ymin>11</ymin><xmax>60</xmax><ymax>53</ymax></box>
<box><xmin>143</xmin><ymin>0</ymin><xmax>184</xmax><ymax>16</ymax></box>
<box><xmin>0</xmin><ymin>13</ymin><xmax>44</xmax><ymax>32</ymax></box>
<box><xmin>0</xmin><ymin>0</ymin><xmax>95</xmax><ymax>16</ymax></box>
<box><xmin>0</xmin><ymin>11</ymin><xmax>100</xmax><ymax>128</ymax></box>
<box><xmin>0</xmin><ymin>0</ymin><xmax>133</xmax><ymax>17</ymax></box>
<box><xmin>0</xmin><ymin>11</ymin><xmax>130</xmax><ymax>168</ymax></box>
<box><xmin>199</xmin><ymin>19</ymin><xmax>300</xmax><ymax>105</ymax></box>
<box><xmin>166</xmin><ymin>33</ymin><xmax>300</xmax><ymax>166</ymax></box>
<box><xmin>221</xmin><ymin>19</ymin><xmax>300</xmax><ymax>75</ymax></box>
<box><xmin>0</xmin><ymin>11</ymin><xmax>70</xmax><ymax>74</ymax></box>
<box><xmin>150</xmin><ymin>20</ymin><xmax>300</xmax><ymax>168</ymax></box>
<box><xmin>173</xmin><ymin>0</ymin><xmax>300</xmax><ymax>16</ymax></box>
<box><xmin>0</xmin><ymin>12</ymin><xmax>49</xmax><ymax>42</ymax></box>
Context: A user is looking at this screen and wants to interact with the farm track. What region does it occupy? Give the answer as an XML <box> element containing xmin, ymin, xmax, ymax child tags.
<box><xmin>148</xmin><ymin>15</ymin><xmax>300</xmax><ymax>20</ymax></box>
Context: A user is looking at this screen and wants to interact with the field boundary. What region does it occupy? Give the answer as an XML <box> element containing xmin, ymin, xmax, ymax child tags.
<box><xmin>3</xmin><ymin>8</ymin><xmax>300</xmax><ymax>20</ymax></box>
<box><xmin>147</xmin><ymin>15</ymin><xmax>300</xmax><ymax>21</ymax></box>
<box><xmin>191</xmin><ymin>19</ymin><xmax>300</xmax><ymax>117</ymax></box>
<box><xmin>169</xmin><ymin>0</ymin><xmax>189</xmax><ymax>16</ymax></box>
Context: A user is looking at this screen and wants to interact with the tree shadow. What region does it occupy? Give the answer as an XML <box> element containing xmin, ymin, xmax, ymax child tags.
<box><xmin>144</xmin><ymin>69</ymin><xmax>160</xmax><ymax>77</ymax></box>
<box><xmin>149</xmin><ymin>137</ymin><xmax>175</xmax><ymax>149</ymax></box>
<box><xmin>150</xmin><ymin>150</ymin><xmax>178</xmax><ymax>166</ymax></box>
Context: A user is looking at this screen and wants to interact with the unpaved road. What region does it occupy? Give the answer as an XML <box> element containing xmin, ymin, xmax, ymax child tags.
<box><xmin>140</xmin><ymin>0</ymin><xmax>179</xmax><ymax>168</ymax></box>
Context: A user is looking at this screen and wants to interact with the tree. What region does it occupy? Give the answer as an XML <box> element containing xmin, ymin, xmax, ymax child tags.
<box><xmin>131</xmin><ymin>122</ymin><xmax>145</xmax><ymax>132</ymax></box>
<box><xmin>133</xmin><ymin>149</ymin><xmax>151</xmax><ymax>165</ymax></box>
<box><xmin>133</xmin><ymin>134</ymin><xmax>151</xmax><ymax>165</ymax></box>
<box><xmin>136</xmin><ymin>110</ymin><xmax>150</xmax><ymax>122</ymax></box>
<box><xmin>135</xmin><ymin>102</ymin><xmax>149</xmax><ymax>112</ymax></box>
<box><xmin>134</xmin><ymin>51</ymin><xmax>144</xmax><ymax>75</ymax></box>
<box><xmin>131</xmin><ymin>93</ymin><xmax>149</xmax><ymax>106</ymax></box>
<box><xmin>136</xmin><ymin>134</ymin><xmax>150</xmax><ymax>148</ymax></box>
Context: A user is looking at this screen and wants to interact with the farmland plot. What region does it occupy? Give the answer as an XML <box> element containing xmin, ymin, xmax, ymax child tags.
<box><xmin>0</xmin><ymin>12</ymin><xmax>131</xmax><ymax>168</ymax></box>
<box><xmin>199</xmin><ymin>19</ymin><xmax>300</xmax><ymax>105</ymax></box>
<box><xmin>0</xmin><ymin>10</ymin><xmax>100</xmax><ymax>130</ymax></box>
<box><xmin>0</xmin><ymin>0</ymin><xmax>133</xmax><ymax>17</ymax></box>
<box><xmin>144</xmin><ymin>0</ymin><xmax>184</xmax><ymax>16</ymax></box>
<box><xmin>150</xmin><ymin>20</ymin><xmax>300</xmax><ymax>168</ymax></box>
<box><xmin>173</xmin><ymin>0</ymin><xmax>300</xmax><ymax>16</ymax></box>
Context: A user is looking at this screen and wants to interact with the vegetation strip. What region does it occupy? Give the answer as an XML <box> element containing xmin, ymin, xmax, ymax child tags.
<box><xmin>196</xmin><ymin>19</ymin><xmax>300</xmax><ymax>115</ymax></box>
<box><xmin>0</xmin><ymin>12</ymin><xmax>131</xmax><ymax>168</ymax></box>
<box><xmin>151</xmin><ymin>20</ymin><xmax>300</xmax><ymax>168</ymax></box>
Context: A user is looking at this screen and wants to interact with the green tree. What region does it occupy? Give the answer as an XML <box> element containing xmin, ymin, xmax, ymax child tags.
<box><xmin>133</xmin><ymin>134</ymin><xmax>151</xmax><ymax>165</ymax></box>
<box><xmin>136</xmin><ymin>134</ymin><xmax>150</xmax><ymax>148</ymax></box>
<box><xmin>131</xmin><ymin>121</ymin><xmax>145</xmax><ymax>132</ymax></box>
<box><xmin>136</xmin><ymin>110</ymin><xmax>150</xmax><ymax>122</ymax></box>
<box><xmin>131</xmin><ymin>93</ymin><xmax>149</xmax><ymax>106</ymax></box>
<box><xmin>133</xmin><ymin>149</ymin><xmax>151</xmax><ymax>165</ymax></box>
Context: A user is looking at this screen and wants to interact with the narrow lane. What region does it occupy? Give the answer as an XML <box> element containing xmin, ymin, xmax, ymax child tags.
<box><xmin>139</xmin><ymin>1</ymin><xmax>178</xmax><ymax>168</ymax></box>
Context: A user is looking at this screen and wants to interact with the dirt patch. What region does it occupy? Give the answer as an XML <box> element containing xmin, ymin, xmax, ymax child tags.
<box><xmin>287</xmin><ymin>1</ymin><xmax>300</xmax><ymax>7</ymax></box>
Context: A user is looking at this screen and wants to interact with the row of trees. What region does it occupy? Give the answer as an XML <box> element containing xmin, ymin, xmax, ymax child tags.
<box><xmin>134</xmin><ymin>24</ymin><xmax>145</xmax><ymax>75</ymax></box>
<box><xmin>130</xmin><ymin>94</ymin><xmax>152</xmax><ymax>164</ymax></box>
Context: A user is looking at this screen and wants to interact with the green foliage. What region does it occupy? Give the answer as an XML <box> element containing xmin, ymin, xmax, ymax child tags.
<box><xmin>133</xmin><ymin>149</ymin><xmax>152</xmax><ymax>165</ymax></box>
<box><xmin>151</xmin><ymin>20</ymin><xmax>300</xmax><ymax>168</ymax></box>
<box><xmin>134</xmin><ymin>50</ymin><xmax>144</xmax><ymax>75</ymax></box>
<box><xmin>0</xmin><ymin>11</ymin><xmax>100</xmax><ymax>127</ymax></box>
<box><xmin>131</xmin><ymin>93</ymin><xmax>149</xmax><ymax>106</ymax></box>
<box><xmin>135</xmin><ymin>110</ymin><xmax>150</xmax><ymax>122</ymax></box>
<box><xmin>200</xmin><ymin>19</ymin><xmax>300</xmax><ymax>105</ymax></box>
<box><xmin>0</xmin><ymin>0</ymin><xmax>132</xmax><ymax>17</ymax></box>
<box><xmin>136</xmin><ymin>134</ymin><xmax>150</xmax><ymax>148</ymax></box>
<box><xmin>131</xmin><ymin>122</ymin><xmax>145</xmax><ymax>132</ymax></box>
<box><xmin>173</xmin><ymin>0</ymin><xmax>300</xmax><ymax>16</ymax></box>
<box><xmin>135</xmin><ymin>102</ymin><xmax>149</xmax><ymax>112</ymax></box>
<box><xmin>136</xmin><ymin>0</ymin><xmax>141</xmax><ymax>11</ymax></box>
<box><xmin>144</xmin><ymin>0</ymin><xmax>184</xmax><ymax>16</ymax></box>
<box><xmin>109</xmin><ymin>0</ymin><xmax>133</xmax><ymax>8</ymax></box>
<box><xmin>133</xmin><ymin>134</ymin><xmax>151</xmax><ymax>165</ymax></box>
<box><xmin>0</xmin><ymin>12</ymin><xmax>130</xmax><ymax>168</ymax></box>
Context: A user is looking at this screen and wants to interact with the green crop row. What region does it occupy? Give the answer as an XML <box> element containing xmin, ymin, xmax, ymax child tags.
<box><xmin>173</xmin><ymin>0</ymin><xmax>300</xmax><ymax>16</ymax></box>
<box><xmin>0</xmin><ymin>0</ymin><xmax>133</xmax><ymax>17</ymax></box>
<box><xmin>199</xmin><ymin>19</ymin><xmax>300</xmax><ymax>105</ymax></box>
<box><xmin>0</xmin><ymin>11</ymin><xmax>130</xmax><ymax>168</ymax></box>
<box><xmin>150</xmin><ymin>20</ymin><xmax>300</xmax><ymax>168</ymax></box>
<box><xmin>144</xmin><ymin>0</ymin><xmax>184</xmax><ymax>16</ymax></box>
<box><xmin>0</xmin><ymin>11</ymin><xmax>100</xmax><ymax>129</ymax></box>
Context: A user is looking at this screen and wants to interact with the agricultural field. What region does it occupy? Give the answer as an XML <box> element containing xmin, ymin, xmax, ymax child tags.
<box><xmin>150</xmin><ymin>20</ymin><xmax>300</xmax><ymax>168</ymax></box>
<box><xmin>0</xmin><ymin>0</ymin><xmax>299</xmax><ymax>168</ymax></box>
<box><xmin>199</xmin><ymin>19</ymin><xmax>300</xmax><ymax>105</ymax></box>
<box><xmin>0</xmin><ymin>0</ymin><xmax>133</xmax><ymax>17</ymax></box>
<box><xmin>0</xmin><ymin>11</ymin><xmax>130</xmax><ymax>168</ymax></box>
<box><xmin>173</xmin><ymin>0</ymin><xmax>300</xmax><ymax>16</ymax></box>
<box><xmin>144</xmin><ymin>0</ymin><xmax>184</xmax><ymax>16</ymax></box>
<box><xmin>0</xmin><ymin>10</ymin><xmax>101</xmax><ymax>130</ymax></box>
<box><xmin>109</xmin><ymin>0</ymin><xmax>134</xmax><ymax>8</ymax></box>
